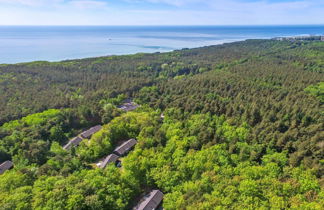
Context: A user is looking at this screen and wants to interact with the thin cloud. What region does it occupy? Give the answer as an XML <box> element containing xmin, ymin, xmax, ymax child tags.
<box><xmin>68</xmin><ymin>0</ymin><xmax>108</xmax><ymax>9</ymax></box>
<box><xmin>0</xmin><ymin>0</ymin><xmax>64</xmax><ymax>6</ymax></box>
<box><xmin>0</xmin><ymin>0</ymin><xmax>323</xmax><ymax>25</ymax></box>
<box><xmin>0</xmin><ymin>0</ymin><xmax>107</xmax><ymax>8</ymax></box>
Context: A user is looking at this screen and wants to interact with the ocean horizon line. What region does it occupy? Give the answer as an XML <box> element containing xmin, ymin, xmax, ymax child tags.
<box><xmin>0</xmin><ymin>25</ymin><xmax>323</xmax><ymax>64</ymax></box>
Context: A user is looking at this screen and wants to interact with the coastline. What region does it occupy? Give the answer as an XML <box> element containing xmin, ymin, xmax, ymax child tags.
<box><xmin>0</xmin><ymin>25</ymin><xmax>323</xmax><ymax>64</ymax></box>
<box><xmin>0</xmin><ymin>38</ymin><xmax>247</xmax><ymax>65</ymax></box>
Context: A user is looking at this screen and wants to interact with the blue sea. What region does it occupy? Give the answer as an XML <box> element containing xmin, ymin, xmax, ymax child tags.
<box><xmin>0</xmin><ymin>25</ymin><xmax>323</xmax><ymax>64</ymax></box>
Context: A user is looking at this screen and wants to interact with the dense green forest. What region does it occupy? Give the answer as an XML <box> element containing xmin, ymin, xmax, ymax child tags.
<box><xmin>0</xmin><ymin>40</ymin><xmax>323</xmax><ymax>209</ymax></box>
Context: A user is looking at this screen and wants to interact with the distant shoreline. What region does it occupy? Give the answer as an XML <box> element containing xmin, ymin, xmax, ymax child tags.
<box><xmin>0</xmin><ymin>25</ymin><xmax>323</xmax><ymax>64</ymax></box>
<box><xmin>1</xmin><ymin>37</ymin><xmax>323</xmax><ymax>66</ymax></box>
<box><xmin>1</xmin><ymin>38</ymin><xmax>248</xmax><ymax>65</ymax></box>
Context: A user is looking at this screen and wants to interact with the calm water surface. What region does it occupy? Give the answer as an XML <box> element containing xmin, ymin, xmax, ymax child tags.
<box><xmin>0</xmin><ymin>25</ymin><xmax>323</xmax><ymax>64</ymax></box>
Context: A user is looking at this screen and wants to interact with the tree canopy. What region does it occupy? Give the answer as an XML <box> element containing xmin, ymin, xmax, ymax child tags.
<box><xmin>0</xmin><ymin>39</ymin><xmax>323</xmax><ymax>209</ymax></box>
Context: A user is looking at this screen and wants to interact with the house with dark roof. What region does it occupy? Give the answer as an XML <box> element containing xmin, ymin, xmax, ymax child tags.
<box><xmin>63</xmin><ymin>136</ymin><xmax>83</xmax><ymax>150</ymax></box>
<box><xmin>80</xmin><ymin>125</ymin><xmax>102</xmax><ymax>139</ymax></box>
<box><xmin>118</xmin><ymin>99</ymin><xmax>139</xmax><ymax>112</ymax></box>
<box><xmin>99</xmin><ymin>154</ymin><xmax>120</xmax><ymax>169</ymax></box>
<box><xmin>113</xmin><ymin>139</ymin><xmax>137</xmax><ymax>156</ymax></box>
<box><xmin>0</xmin><ymin>160</ymin><xmax>13</xmax><ymax>175</ymax></box>
<box><xmin>134</xmin><ymin>190</ymin><xmax>164</xmax><ymax>210</ymax></box>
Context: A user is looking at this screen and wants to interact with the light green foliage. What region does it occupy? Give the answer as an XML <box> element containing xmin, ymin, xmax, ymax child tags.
<box><xmin>262</xmin><ymin>151</ymin><xmax>288</xmax><ymax>167</ymax></box>
<box><xmin>305</xmin><ymin>82</ymin><xmax>324</xmax><ymax>103</ymax></box>
<box><xmin>137</xmin><ymin>86</ymin><xmax>159</xmax><ymax>104</ymax></box>
<box><xmin>0</xmin><ymin>171</ymin><xmax>33</xmax><ymax>210</ymax></box>
<box><xmin>0</xmin><ymin>109</ymin><xmax>67</xmax><ymax>165</ymax></box>
<box><xmin>32</xmin><ymin>168</ymin><xmax>139</xmax><ymax>210</ymax></box>
<box><xmin>1</xmin><ymin>109</ymin><xmax>61</xmax><ymax>129</ymax></box>
<box><xmin>0</xmin><ymin>108</ymin><xmax>322</xmax><ymax>209</ymax></box>
<box><xmin>77</xmin><ymin>111</ymin><xmax>158</xmax><ymax>161</ymax></box>
<box><xmin>122</xmin><ymin>110</ymin><xmax>322</xmax><ymax>209</ymax></box>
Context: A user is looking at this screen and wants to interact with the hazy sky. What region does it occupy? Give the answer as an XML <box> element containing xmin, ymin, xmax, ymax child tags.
<box><xmin>0</xmin><ymin>0</ymin><xmax>323</xmax><ymax>25</ymax></box>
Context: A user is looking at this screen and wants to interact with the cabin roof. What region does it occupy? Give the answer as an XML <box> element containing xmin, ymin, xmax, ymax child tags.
<box><xmin>118</xmin><ymin>100</ymin><xmax>139</xmax><ymax>112</ymax></box>
<box><xmin>63</xmin><ymin>136</ymin><xmax>83</xmax><ymax>150</ymax></box>
<box><xmin>0</xmin><ymin>160</ymin><xmax>13</xmax><ymax>175</ymax></box>
<box><xmin>100</xmin><ymin>154</ymin><xmax>119</xmax><ymax>169</ymax></box>
<box><xmin>80</xmin><ymin>125</ymin><xmax>102</xmax><ymax>139</ymax></box>
<box><xmin>123</xmin><ymin>98</ymin><xmax>132</xmax><ymax>103</ymax></box>
<box><xmin>114</xmin><ymin>139</ymin><xmax>137</xmax><ymax>156</ymax></box>
<box><xmin>135</xmin><ymin>190</ymin><xmax>164</xmax><ymax>210</ymax></box>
